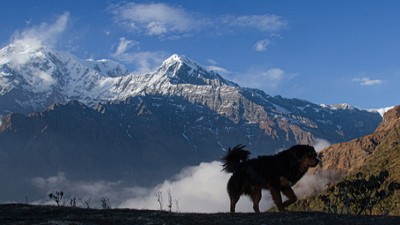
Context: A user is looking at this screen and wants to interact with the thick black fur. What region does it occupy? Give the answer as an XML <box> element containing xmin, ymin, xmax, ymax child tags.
<box><xmin>222</xmin><ymin>144</ymin><xmax>320</xmax><ymax>212</ymax></box>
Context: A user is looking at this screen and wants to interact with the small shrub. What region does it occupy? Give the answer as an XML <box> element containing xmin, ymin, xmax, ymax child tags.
<box><xmin>48</xmin><ymin>191</ymin><xmax>64</xmax><ymax>206</ymax></box>
<box><xmin>78</xmin><ymin>197</ymin><xmax>91</xmax><ymax>209</ymax></box>
<box><xmin>167</xmin><ymin>190</ymin><xmax>173</xmax><ymax>212</ymax></box>
<box><xmin>156</xmin><ymin>189</ymin><xmax>179</xmax><ymax>212</ymax></box>
<box><xmin>70</xmin><ymin>197</ymin><xmax>76</xmax><ymax>207</ymax></box>
<box><xmin>319</xmin><ymin>170</ymin><xmax>400</xmax><ymax>215</ymax></box>
<box><xmin>156</xmin><ymin>191</ymin><xmax>164</xmax><ymax>211</ymax></box>
<box><xmin>101</xmin><ymin>197</ymin><xmax>111</xmax><ymax>209</ymax></box>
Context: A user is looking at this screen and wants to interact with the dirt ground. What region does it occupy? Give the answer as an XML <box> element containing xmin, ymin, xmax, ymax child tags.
<box><xmin>1</xmin><ymin>204</ymin><xmax>400</xmax><ymax>225</ymax></box>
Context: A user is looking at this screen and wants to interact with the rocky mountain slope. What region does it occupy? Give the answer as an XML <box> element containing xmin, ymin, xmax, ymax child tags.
<box><xmin>311</xmin><ymin>105</ymin><xmax>400</xmax><ymax>180</ymax></box>
<box><xmin>289</xmin><ymin>105</ymin><xmax>400</xmax><ymax>214</ymax></box>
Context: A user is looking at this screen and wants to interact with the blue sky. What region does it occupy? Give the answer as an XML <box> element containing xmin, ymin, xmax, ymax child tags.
<box><xmin>1</xmin><ymin>0</ymin><xmax>399</xmax><ymax>109</ymax></box>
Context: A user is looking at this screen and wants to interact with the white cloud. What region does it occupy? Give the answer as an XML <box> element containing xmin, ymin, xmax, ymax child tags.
<box><xmin>111</xmin><ymin>37</ymin><xmax>167</xmax><ymax>74</ymax></box>
<box><xmin>113</xmin><ymin>50</ymin><xmax>168</xmax><ymax>74</ymax></box>
<box><xmin>233</xmin><ymin>68</ymin><xmax>287</xmax><ymax>90</ymax></box>
<box><xmin>352</xmin><ymin>77</ymin><xmax>383</xmax><ymax>86</ymax></box>
<box><xmin>0</xmin><ymin>72</ymin><xmax>13</xmax><ymax>92</ymax></box>
<box><xmin>32</xmin><ymin>162</ymin><xmax>268</xmax><ymax>212</ymax></box>
<box><xmin>113</xmin><ymin>37</ymin><xmax>138</xmax><ymax>56</ymax></box>
<box><xmin>205</xmin><ymin>59</ymin><xmax>230</xmax><ymax>75</ymax></box>
<box><xmin>30</xmin><ymin>70</ymin><xmax>56</xmax><ymax>93</ymax></box>
<box><xmin>207</xmin><ymin>59</ymin><xmax>218</xmax><ymax>65</ymax></box>
<box><xmin>314</xmin><ymin>138</ymin><xmax>331</xmax><ymax>152</ymax></box>
<box><xmin>254</xmin><ymin>39</ymin><xmax>270</xmax><ymax>52</ymax></box>
<box><xmin>4</xmin><ymin>12</ymin><xmax>69</xmax><ymax>67</ymax></box>
<box><xmin>0</xmin><ymin>13</ymin><xmax>67</xmax><ymax>91</ymax></box>
<box><xmin>121</xmin><ymin>161</ymin><xmax>275</xmax><ymax>213</ymax></box>
<box><xmin>264</xmin><ymin>68</ymin><xmax>285</xmax><ymax>81</ymax></box>
<box><xmin>31</xmin><ymin>160</ymin><xmax>324</xmax><ymax>212</ymax></box>
<box><xmin>221</xmin><ymin>14</ymin><xmax>287</xmax><ymax>32</ymax></box>
<box><xmin>293</xmin><ymin>173</ymin><xmax>330</xmax><ymax>197</ymax></box>
<box><xmin>11</xmin><ymin>12</ymin><xmax>69</xmax><ymax>51</ymax></box>
<box><xmin>206</xmin><ymin>65</ymin><xmax>230</xmax><ymax>75</ymax></box>
<box><xmin>109</xmin><ymin>3</ymin><xmax>286</xmax><ymax>38</ymax></box>
<box><xmin>109</xmin><ymin>3</ymin><xmax>203</xmax><ymax>36</ymax></box>
<box><xmin>119</xmin><ymin>161</ymin><xmax>245</xmax><ymax>212</ymax></box>
<box><xmin>31</xmin><ymin>172</ymin><xmax>143</xmax><ymax>207</ymax></box>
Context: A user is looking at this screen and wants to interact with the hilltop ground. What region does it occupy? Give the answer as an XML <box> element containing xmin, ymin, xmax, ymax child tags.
<box><xmin>1</xmin><ymin>204</ymin><xmax>400</xmax><ymax>225</ymax></box>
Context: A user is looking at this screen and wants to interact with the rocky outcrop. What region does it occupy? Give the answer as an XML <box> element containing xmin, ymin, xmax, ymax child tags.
<box><xmin>312</xmin><ymin>105</ymin><xmax>400</xmax><ymax>180</ymax></box>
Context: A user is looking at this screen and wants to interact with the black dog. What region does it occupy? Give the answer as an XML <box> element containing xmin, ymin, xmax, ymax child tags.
<box><xmin>222</xmin><ymin>144</ymin><xmax>320</xmax><ymax>212</ymax></box>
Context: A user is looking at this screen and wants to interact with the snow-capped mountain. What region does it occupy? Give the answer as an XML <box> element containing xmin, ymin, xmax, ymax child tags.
<box><xmin>0</xmin><ymin>44</ymin><xmax>381</xmax><ymax>145</ymax></box>
<box><xmin>0</xmin><ymin>44</ymin><xmax>129</xmax><ymax>112</ymax></box>
<box><xmin>0</xmin><ymin>45</ymin><xmax>231</xmax><ymax>113</ymax></box>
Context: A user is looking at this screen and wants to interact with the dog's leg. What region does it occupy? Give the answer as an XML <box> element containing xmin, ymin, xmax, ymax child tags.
<box><xmin>281</xmin><ymin>187</ymin><xmax>297</xmax><ymax>208</ymax></box>
<box><xmin>269</xmin><ymin>186</ymin><xmax>284</xmax><ymax>211</ymax></box>
<box><xmin>227</xmin><ymin>176</ymin><xmax>242</xmax><ymax>213</ymax></box>
<box><xmin>250</xmin><ymin>186</ymin><xmax>261</xmax><ymax>213</ymax></box>
<box><xmin>230</xmin><ymin>195</ymin><xmax>240</xmax><ymax>213</ymax></box>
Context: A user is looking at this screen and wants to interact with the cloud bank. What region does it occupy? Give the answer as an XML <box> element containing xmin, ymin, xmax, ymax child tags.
<box><xmin>118</xmin><ymin>161</ymin><xmax>275</xmax><ymax>212</ymax></box>
<box><xmin>32</xmin><ymin>159</ymin><xmax>328</xmax><ymax>212</ymax></box>
<box><xmin>31</xmin><ymin>162</ymin><xmax>272</xmax><ymax>212</ymax></box>
<box><xmin>109</xmin><ymin>2</ymin><xmax>286</xmax><ymax>38</ymax></box>
<box><xmin>3</xmin><ymin>12</ymin><xmax>69</xmax><ymax>68</ymax></box>
<box><xmin>109</xmin><ymin>3</ymin><xmax>204</xmax><ymax>37</ymax></box>
<box><xmin>10</xmin><ymin>12</ymin><xmax>69</xmax><ymax>54</ymax></box>
<box><xmin>231</xmin><ymin>67</ymin><xmax>296</xmax><ymax>92</ymax></box>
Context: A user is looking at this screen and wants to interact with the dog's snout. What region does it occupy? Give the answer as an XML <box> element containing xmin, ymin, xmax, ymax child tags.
<box><xmin>315</xmin><ymin>153</ymin><xmax>323</xmax><ymax>167</ymax></box>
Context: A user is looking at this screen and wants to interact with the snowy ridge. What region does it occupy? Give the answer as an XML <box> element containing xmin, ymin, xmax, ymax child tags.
<box><xmin>368</xmin><ymin>106</ymin><xmax>395</xmax><ymax>117</ymax></box>
<box><xmin>0</xmin><ymin>45</ymin><xmax>240</xmax><ymax>113</ymax></box>
<box><xmin>320</xmin><ymin>103</ymin><xmax>357</xmax><ymax>110</ymax></box>
<box><xmin>82</xmin><ymin>58</ymin><xmax>128</xmax><ymax>78</ymax></box>
<box><xmin>0</xmin><ymin>44</ymin><xmax>382</xmax><ymax>143</ymax></box>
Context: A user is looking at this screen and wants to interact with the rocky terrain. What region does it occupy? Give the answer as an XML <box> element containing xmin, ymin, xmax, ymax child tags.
<box><xmin>311</xmin><ymin>105</ymin><xmax>400</xmax><ymax>180</ymax></box>
<box><xmin>289</xmin><ymin>105</ymin><xmax>400</xmax><ymax>214</ymax></box>
<box><xmin>1</xmin><ymin>204</ymin><xmax>399</xmax><ymax>225</ymax></box>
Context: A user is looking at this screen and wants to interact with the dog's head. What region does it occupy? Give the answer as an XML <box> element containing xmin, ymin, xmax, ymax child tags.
<box><xmin>294</xmin><ymin>145</ymin><xmax>321</xmax><ymax>168</ymax></box>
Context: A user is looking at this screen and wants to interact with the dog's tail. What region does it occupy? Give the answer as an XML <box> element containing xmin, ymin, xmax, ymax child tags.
<box><xmin>221</xmin><ymin>144</ymin><xmax>250</xmax><ymax>173</ymax></box>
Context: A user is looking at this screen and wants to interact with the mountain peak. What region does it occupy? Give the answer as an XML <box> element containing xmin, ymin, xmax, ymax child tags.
<box><xmin>0</xmin><ymin>42</ymin><xmax>48</xmax><ymax>66</ymax></box>
<box><xmin>165</xmin><ymin>54</ymin><xmax>183</xmax><ymax>62</ymax></box>
<box><xmin>161</xmin><ymin>54</ymin><xmax>197</xmax><ymax>71</ymax></box>
<box><xmin>164</xmin><ymin>54</ymin><xmax>191</xmax><ymax>63</ymax></box>
<box><xmin>157</xmin><ymin>54</ymin><xmax>235</xmax><ymax>87</ymax></box>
